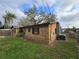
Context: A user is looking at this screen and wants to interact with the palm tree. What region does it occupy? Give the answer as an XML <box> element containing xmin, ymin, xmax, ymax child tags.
<box><xmin>3</xmin><ymin>11</ymin><xmax>16</xmax><ymax>29</ymax></box>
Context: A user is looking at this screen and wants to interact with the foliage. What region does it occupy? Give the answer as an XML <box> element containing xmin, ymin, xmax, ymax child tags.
<box><xmin>3</xmin><ymin>11</ymin><xmax>16</xmax><ymax>28</ymax></box>
<box><xmin>16</xmin><ymin>32</ymin><xmax>25</xmax><ymax>37</ymax></box>
<box><xmin>26</xmin><ymin>5</ymin><xmax>37</xmax><ymax>25</ymax></box>
<box><xmin>19</xmin><ymin>17</ymin><xmax>31</xmax><ymax>26</ymax></box>
<box><xmin>19</xmin><ymin>5</ymin><xmax>56</xmax><ymax>26</ymax></box>
<box><xmin>39</xmin><ymin>12</ymin><xmax>56</xmax><ymax>23</ymax></box>
<box><xmin>72</xmin><ymin>26</ymin><xmax>76</xmax><ymax>32</ymax></box>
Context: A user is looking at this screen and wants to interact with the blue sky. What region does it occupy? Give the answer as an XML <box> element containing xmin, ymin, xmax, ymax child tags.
<box><xmin>0</xmin><ymin>0</ymin><xmax>79</xmax><ymax>28</ymax></box>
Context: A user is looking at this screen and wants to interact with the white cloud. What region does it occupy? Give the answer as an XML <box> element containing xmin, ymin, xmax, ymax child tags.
<box><xmin>55</xmin><ymin>0</ymin><xmax>79</xmax><ymax>28</ymax></box>
<box><xmin>0</xmin><ymin>0</ymin><xmax>79</xmax><ymax>28</ymax></box>
<box><xmin>35</xmin><ymin>0</ymin><xmax>79</xmax><ymax>28</ymax></box>
<box><xmin>0</xmin><ymin>0</ymin><xmax>28</xmax><ymax>25</ymax></box>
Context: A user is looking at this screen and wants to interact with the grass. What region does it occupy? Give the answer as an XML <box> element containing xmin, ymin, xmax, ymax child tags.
<box><xmin>0</xmin><ymin>37</ymin><xmax>78</xmax><ymax>59</ymax></box>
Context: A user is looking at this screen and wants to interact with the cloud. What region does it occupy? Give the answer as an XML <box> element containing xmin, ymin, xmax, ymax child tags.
<box><xmin>0</xmin><ymin>0</ymin><xmax>79</xmax><ymax>28</ymax></box>
<box><xmin>55</xmin><ymin>0</ymin><xmax>79</xmax><ymax>28</ymax></box>
<box><xmin>33</xmin><ymin>0</ymin><xmax>79</xmax><ymax>28</ymax></box>
<box><xmin>0</xmin><ymin>0</ymin><xmax>28</xmax><ymax>26</ymax></box>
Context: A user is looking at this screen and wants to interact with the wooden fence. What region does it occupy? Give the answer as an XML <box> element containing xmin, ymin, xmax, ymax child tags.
<box><xmin>0</xmin><ymin>29</ymin><xmax>12</xmax><ymax>36</ymax></box>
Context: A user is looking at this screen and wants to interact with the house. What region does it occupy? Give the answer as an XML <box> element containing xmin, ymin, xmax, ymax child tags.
<box><xmin>13</xmin><ymin>22</ymin><xmax>60</xmax><ymax>46</ymax></box>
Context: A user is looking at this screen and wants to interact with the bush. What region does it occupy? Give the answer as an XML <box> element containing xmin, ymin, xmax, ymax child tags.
<box><xmin>57</xmin><ymin>35</ymin><xmax>66</xmax><ymax>40</ymax></box>
<box><xmin>16</xmin><ymin>32</ymin><xmax>25</xmax><ymax>37</ymax></box>
<box><xmin>76</xmin><ymin>34</ymin><xmax>79</xmax><ymax>43</ymax></box>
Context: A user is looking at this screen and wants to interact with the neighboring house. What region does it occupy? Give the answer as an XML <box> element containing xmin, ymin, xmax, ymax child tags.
<box><xmin>13</xmin><ymin>22</ymin><xmax>60</xmax><ymax>46</ymax></box>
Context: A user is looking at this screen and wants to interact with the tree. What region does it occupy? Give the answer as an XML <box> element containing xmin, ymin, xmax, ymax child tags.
<box><xmin>19</xmin><ymin>17</ymin><xmax>32</xmax><ymax>27</ymax></box>
<box><xmin>3</xmin><ymin>11</ymin><xmax>16</xmax><ymax>29</ymax></box>
<box><xmin>72</xmin><ymin>26</ymin><xmax>76</xmax><ymax>32</ymax></box>
<box><xmin>26</xmin><ymin>5</ymin><xmax>56</xmax><ymax>24</ymax></box>
<box><xmin>26</xmin><ymin>5</ymin><xmax>37</xmax><ymax>25</ymax></box>
<box><xmin>39</xmin><ymin>12</ymin><xmax>56</xmax><ymax>23</ymax></box>
<box><xmin>19</xmin><ymin>5</ymin><xmax>56</xmax><ymax>26</ymax></box>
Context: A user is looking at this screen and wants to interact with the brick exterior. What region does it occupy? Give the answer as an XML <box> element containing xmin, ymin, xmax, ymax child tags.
<box><xmin>25</xmin><ymin>26</ymin><xmax>49</xmax><ymax>44</ymax></box>
<box><xmin>13</xmin><ymin>22</ymin><xmax>60</xmax><ymax>46</ymax></box>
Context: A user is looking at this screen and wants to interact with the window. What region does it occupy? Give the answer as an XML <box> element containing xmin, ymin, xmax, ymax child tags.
<box><xmin>32</xmin><ymin>28</ymin><xmax>39</xmax><ymax>34</ymax></box>
<box><xmin>28</xmin><ymin>28</ymin><xmax>31</xmax><ymax>32</ymax></box>
<box><xmin>19</xmin><ymin>28</ymin><xmax>23</xmax><ymax>33</ymax></box>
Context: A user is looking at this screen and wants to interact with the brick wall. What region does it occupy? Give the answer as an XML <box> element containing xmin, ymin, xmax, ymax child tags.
<box><xmin>24</xmin><ymin>22</ymin><xmax>57</xmax><ymax>45</ymax></box>
<box><xmin>12</xmin><ymin>22</ymin><xmax>59</xmax><ymax>46</ymax></box>
<box><xmin>24</xmin><ymin>26</ymin><xmax>49</xmax><ymax>44</ymax></box>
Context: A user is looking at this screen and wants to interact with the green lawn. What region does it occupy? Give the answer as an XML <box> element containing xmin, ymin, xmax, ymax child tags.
<box><xmin>0</xmin><ymin>37</ymin><xmax>78</xmax><ymax>59</ymax></box>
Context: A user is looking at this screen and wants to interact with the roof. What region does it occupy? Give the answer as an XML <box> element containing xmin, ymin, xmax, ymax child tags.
<box><xmin>20</xmin><ymin>23</ymin><xmax>50</xmax><ymax>29</ymax></box>
<box><xmin>19</xmin><ymin>22</ymin><xmax>59</xmax><ymax>29</ymax></box>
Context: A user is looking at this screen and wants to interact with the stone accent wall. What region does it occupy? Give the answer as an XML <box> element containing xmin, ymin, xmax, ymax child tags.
<box><xmin>48</xmin><ymin>22</ymin><xmax>57</xmax><ymax>46</ymax></box>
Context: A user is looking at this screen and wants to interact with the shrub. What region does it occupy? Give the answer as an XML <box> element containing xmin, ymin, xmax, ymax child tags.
<box><xmin>16</xmin><ymin>32</ymin><xmax>25</xmax><ymax>37</ymax></box>
<box><xmin>57</xmin><ymin>35</ymin><xmax>66</xmax><ymax>40</ymax></box>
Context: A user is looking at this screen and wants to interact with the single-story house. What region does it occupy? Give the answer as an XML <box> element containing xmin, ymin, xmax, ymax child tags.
<box><xmin>13</xmin><ymin>22</ymin><xmax>60</xmax><ymax>46</ymax></box>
